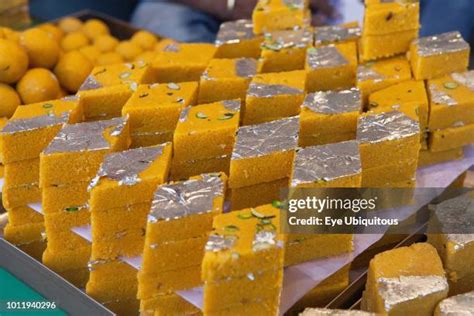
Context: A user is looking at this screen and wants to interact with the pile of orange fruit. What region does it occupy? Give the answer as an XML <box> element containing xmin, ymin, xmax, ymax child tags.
<box><xmin>0</xmin><ymin>17</ymin><xmax>171</xmax><ymax>118</ymax></box>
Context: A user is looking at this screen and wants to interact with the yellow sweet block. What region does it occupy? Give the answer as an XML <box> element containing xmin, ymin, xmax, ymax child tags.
<box><xmin>429</xmin><ymin>123</ymin><xmax>474</xmax><ymax>152</ymax></box>
<box><xmin>285</xmin><ymin>234</ymin><xmax>353</xmax><ymax>266</ymax></box>
<box><xmin>0</xmin><ymin>97</ymin><xmax>83</xmax><ymax>164</ymax></box>
<box><xmin>42</xmin><ymin>181</ymin><xmax>89</xmax><ymax>214</ymax></box>
<box><xmin>357</xmin><ymin>111</ymin><xmax>420</xmax><ymax>169</ymax></box>
<box><xmin>299</xmin><ymin>89</ymin><xmax>362</xmax><ymax>147</ymax></box>
<box><xmin>173</xmin><ymin>100</ymin><xmax>241</xmax><ymax>162</ymax></box>
<box><xmin>152</xmin><ymin>43</ymin><xmax>217</xmax><ymax>83</ymax></box>
<box><xmin>291</xmin><ymin>141</ymin><xmax>362</xmax><ymax>188</ymax></box>
<box><xmin>356</xmin><ymin>56</ymin><xmax>412</xmax><ymax>105</ymax></box>
<box><xmin>198</xmin><ymin>58</ymin><xmax>256</xmax><ymax>104</ymax></box>
<box><xmin>230</xmin><ymin>177</ymin><xmax>289</xmax><ymax>211</ymax></box>
<box><xmin>6</xmin><ymin>205</ymin><xmax>43</xmax><ymax>226</ymax></box>
<box><xmin>89</xmin><ymin>144</ymin><xmax>172</xmax><ymax>211</ymax></box>
<box><xmin>4</xmin><ymin>158</ymin><xmax>39</xmax><ymax>188</ymax></box>
<box><xmin>3</xmin><ymin>222</ymin><xmax>44</xmax><ymax>245</ymax></box>
<box><xmin>215</xmin><ymin>19</ymin><xmax>262</xmax><ymax>59</ymax></box>
<box><xmin>363</xmin><ymin>1</ymin><xmax>419</xmax><ymax>35</ymax></box>
<box><xmin>314</xmin><ymin>22</ymin><xmax>361</xmax><ymax>47</ymax></box>
<box><xmin>91</xmin><ymin>231</ymin><xmax>145</xmax><ymax>260</ymax></box>
<box><xmin>427</xmin><ymin>71</ymin><xmax>474</xmax><ymax>130</ymax></box>
<box><xmin>368</xmin><ymin>80</ymin><xmax>428</xmax><ymax>132</ymax></box>
<box><xmin>77</xmin><ymin>84</ymin><xmax>134</xmax><ymax>120</ymax></box>
<box><xmin>130</xmin><ymin>131</ymin><xmax>174</xmax><ymax>148</ymax></box>
<box><xmin>229</xmin><ymin>116</ymin><xmax>299</xmax><ymax>188</ymax></box>
<box><xmin>252</xmin><ymin>0</ymin><xmax>309</xmax><ymax>34</ymax></box>
<box><xmin>40</xmin><ymin>117</ymin><xmax>130</xmax><ymax>187</ymax></box>
<box><xmin>170</xmin><ymin>155</ymin><xmax>230</xmax><ymax>181</ymax></box>
<box><xmin>122</xmin><ymin>82</ymin><xmax>198</xmax><ymax>136</ymax></box>
<box><xmin>202</xmin><ymin>205</ymin><xmax>285</xmax><ymax>314</ymax></box>
<box><xmin>46</xmin><ymin>228</ymin><xmax>91</xmax><ymax>253</ymax></box>
<box><xmin>305</xmin><ymin>42</ymin><xmax>357</xmax><ymax>92</ymax></box>
<box><xmin>44</xmin><ymin>207</ymin><xmax>90</xmax><ymax>233</ymax></box>
<box><xmin>359</xmin><ymin>29</ymin><xmax>418</xmax><ymax>62</ymax></box>
<box><xmin>244</xmin><ymin>71</ymin><xmax>305</xmax><ymax>125</ymax></box>
<box><xmin>427</xmin><ymin>192</ymin><xmax>474</xmax><ymax>295</ymax></box>
<box><xmin>418</xmin><ymin>148</ymin><xmax>464</xmax><ymax>167</ymax></box>
<box><xmin>2</xmin><ymin>184</ymin><xmax>41</xmax><ymax>209</ymax></box>
<box><xmin>258</xmin><ymin>28</ymin><xmax>312</xmax><ymax>73</ymax></box>
<box><xmin>361</xmin><ymin>159</ymin><xmax>417</xmax><ymax>187</ymax></box>
<box><xmin>362</xmin><ymin>243</ymin><xmax>448</xmax><ymax>315</ymax></box>
<box><xmin>410</xmin><ymin>32</ymin><xmax>470</xmax><ymax>80</ymax></box>
<box><xmin>42</xmin><ymin>246</ymin><xmax>91</xmax><ymax>273</ymax></box>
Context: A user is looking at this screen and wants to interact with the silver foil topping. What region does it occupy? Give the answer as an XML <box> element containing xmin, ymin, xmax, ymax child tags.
<box><xmin>300</xmin><ymin>308</ymin><xmax>376</xmax><ymax>316</ymax></box>
<box><xmin>205</xmin><ymin>234</ymin><xmax>237</xmax><ymax>252</ymax></box>
<box><xmin>252</xmin><ymin>230</ymin><xmax>277</xmax><ymax>252</ymax></box>
<box><xmin>1</xmin><ymin>113</ymin><xmax>70</xmax><ymax>135</ymax></box>
<box><xmin>178</xmin><ymin>106</ymin><xmax>191</xmax><ymax>122</ymax></box>
<box><xmin>215</xmin><ymin>19</ymin><xmax>254</xmax><ymax>46</ymax></box>
<box><xmin>452</xmin><ymin>70</ymin><xmax>474</xmax><ymax>91</ymax></box>
<box><xmin>315</xmin><ymin>25</ymin><xmax>361</xmax><ymax>46</ymax></box>
<box><xmin>430</xmin><ymin>192</ymin><xmax>474</xmax><ymax>251</ymax></box>
<box><xmin>247</xmin><ymin>82</ymin><xmax>303</xmax><ymax>98</ymax></box>
<box><xmin>438</xmin><ymin>291</ymin><xmax>474</xmax><ymax>316</ymax></box>
<box><xmin>148</xmin><ymin>173</ymin><xmax>224</xmax><ymax>222</ymax></box>
<box><xmin>429</xmin><ymin>83</ymin><xmax>458</xmax><ymax>106</ymax></box>
<box><xmin>79</xmin><ymin>74</ymin><xmax>103</xmax><ymax>91</ymax></box>
<box><xmin>307</xmin><ymin>46</ymin><xmax>349</xmax><ymax>69</ymax></box>
<box><xmin>377</xmin><ymin>275</ymin><xmax>448</xmax><ymax>312</ymax></box>
<box><xmin>357</xmin><ymin>111</ymin><xmax>420</xmax><ymax>144</ymax></box>
<box><xmin>222</xmin><ymin>99</ymin><xmax>241</xmax><ymax>112</ymax></box>
<box><xmin>90</xmin><ymin>145</ymin><xmax>167</xmax><ymax>189</ymax></box>
<box><xmin>283</xmin><ymin>0</ymin><xmax>305</xmax><ymax>9</ymax></box>
<box><xmin>262</xmin><ymin>28</ymin><xmax>312</xmax><ymax>51</ymax></box>
<box><xmin>62</xmin><ymin>95</ymin><xmax>80</xmax><ymax>102</ymax></box>
<box><xmin>235</xmin><ymin>58</ymin><xmax>257</xmax><ymax>78</ymax></box>
<box><xmin>232</xmin><ymin>116</ymin><xmax>299</xmax><ymax>160</ymax></box>
<box><xmin>416</xmin><ymin>31</ymin><xmax>469</xmax><ymax>57</ymax></box>
<box><xmin>44</xmin><ymin>117</ymin><xmax>127</xmax><ymax>154</ymax></box>
<box><xmin>357</xmin><ymin>64</ymin><xmax>385</xmax><ymax>82</ymax></box>
<box><xmin>163</xmin><ymin>43</ymin><xmax>180</xmax><ymax>52</ymax></box>
<box><xmin>303</xmin><ymin>89</ymin><xmax>361</xmax><ymax>114</ymax></box>
<box><xmin>291</xmin><ymin>141</ymin><xmax>361</xmax><ymax>186</ymax></box>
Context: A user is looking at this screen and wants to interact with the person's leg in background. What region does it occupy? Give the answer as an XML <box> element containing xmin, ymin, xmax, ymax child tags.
<box><xmin>131</xmin><ymin>0</ymin><xmax>220</xmax><ymax>42</ymax></box>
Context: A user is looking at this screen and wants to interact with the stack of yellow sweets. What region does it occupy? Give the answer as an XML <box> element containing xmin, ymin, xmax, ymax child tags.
<box><xmin>39</xmin><ymin>117</ymin><xmax>130</xmax><ymax>287</ymax></box>
<box><xmin>1</xmin><ymin>97</ymin><xmax>83</xmax><ymax>260</ymax></box>
<box><xmin>86</xmin><ymin>144</ymin><xmax>172</xmax><ymax>315</ymax></box>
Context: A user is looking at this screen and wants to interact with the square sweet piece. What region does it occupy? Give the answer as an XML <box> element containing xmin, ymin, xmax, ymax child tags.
<box><xmin>429</xmin><ymin>122</ymin><xmax>474</xmax><ymax>153</ymax></box>
<box><xmin>362</xmin><ymin>243</ymin><xmax>448</xmax><ymax>315</ymax></box>
<box><xmin>418</xmin><ymin>148</ymin><xmax>464</xmax><ymax>167</ymax></box>
<box><xmin>368</xmin><ymin>80</ymin><xmax>428</xmax><ymax>133</ymax></box>
<box><xmin>152</xmin><ymin>43</ymin><xmax>217</xmax><ymax>83</ymax></box>
<box><xmin>427</xmin><ymin>192</ymin><xmax>474</xmax><ymax>295</ymax></box>
<box><xmin>0</xmin><ymin>97</ymin><xmax>83</xmax><ymax>164</ymax></box>
<box><xmin>291</xmin><ymin>141</ymin><xmax>362</xmax><ymax>188</ymax></box>
<box><xmin>129</xmin><ymin>130</ymin><xmax>174</xmax><ymax>148</ymax></box>
<box><xmin>215</xmin><ymin>19</ymin><xmax>262</xmax><ymax>58</ymax></box>
<box><xmin>198</xmin><ymin>58</ymin><xmax>257</xmax><ymax>104</ymax></box>
<box><xmin>202</xmin><ymin>204</ymin><xmax>285</xmax><ymax>314</ymax></box>
<box><xmin>40</xmin><ymin>117</ymin><xmax>131</xmax><ymax>187</ymax></box>
<box><xmin>427</xmin><ymin>71</ymin><xmax>474</xmax><ymax>130</ymax></box>
<box><xmin>363</xmin><ymin>1</ymin><xmax>419</xmax><ymax>35</ymax></box>
<box><xmin>6</xmin><ymin>205</ymin><xmax>43</xmax><ymax>226</ymax></box>
<box><xmin>89</xmin><ymin>143</ymin><xmax>172</xmax><ymax>211</ymax></box>
<box><xmin>314</xmin><ymin>22</ymin><xmax>361</xmax><ymax>47</ymax></box>
<box><xmin>173</xmin><ymin>100</ymin><xmax>241</xmax><ymax>162</ymax></box>
<box><xmin>258</xmin><ymin>28</ymin><xmax>313</xmax><ymax>73</ymax></box>
<box><xmin>3</xmin><ymin>222</ymin><xmax>44</xmax><ymax>245</ymax></box>
<box><xmin>229</xmin><ymin>116</ymin><xmax>299</xmax><ymax>188</ymax></box>
<box><xmin>122</xmin><ymin>82</ymin><xmax>198</xmax><ymax>135</ymax></box>
<box><xmin>305</xmin><ymin>42</ymin><xmax>358</xmax><ymax>92</ymax></box>
<box><xmin>4</xmin><ymin>158</ymin><xmax>39</xmax><ymax>188</ymax></box>
<box><xmin>2</xmin><ymin>185</ymin><xmax>41</xmax><ymax>209</ymax></box>
<box><xmin>244</xmin><ymin>71</ymin><xmax>305</xmax><ymax>125</ymax></box>
<box><xmin>361</xmin><ymin>159</ymin><xmax>418</xmax><ymax>187</ymax></box>
<box><xmin>410</xmin><ymin>32</ymin><xmax>470</xmax><ymax>80</ymax></box>
<box><xmin>357</xmin><ymin>56</ymin><xmax>412</xmax><ymax>104</ymax></box>
<box><xmin>435</xmin><ymin>292</ymin><xmax>474</xmax><ymax>315</ymax></box>
<box><xmin>230</xmin><ymin>177</ymin><xmax>289</xmax><ymax>211</ymax></box>
<box><xmin>77</xmin><ymin>84</ymin><xmax>134</xmax><ymax>120</ymax></box>
<box><xmin>299</xmin><ymin>89</ymin><xmax>362</xmax><ymax>147</ymax></box>
<box><xmin>359</xmin><ymin>29</ymin><xmax>418</xmax><ymax>62</ymax></box>
<box><xmin>357</xmin><ymin>111</ymin><xmax>420</xmax><ymax>169</ymax></box>
<box><xmin>252</xmin><ymin>0</ymin><xmax>309</xmax><ymax>34</ymax></box>
<box><xmin>42</xmin><ymin>181</ymin><xmax>89</xmax><ymax>214</ymax></box>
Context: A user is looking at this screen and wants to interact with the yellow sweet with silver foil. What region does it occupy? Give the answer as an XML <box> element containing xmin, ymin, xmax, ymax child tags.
<box><xmin>435</xmin><ymin>291</ymin><xmax>474</xmax><ymax>316</ymax></box>
<box><xmin>410</xmin><ymin>31</ymin><xmax>470</xmax><ymax>80</ymax></box>
<box><xmin>215</xmin><ymin>19</ymin><xmax>262</xmax><ymax>59</ymax></box>
<box><xmin>363</xmin><ymin>1</ymin><xmax>419</xmax><ymax>35</ymax></box>
<box><xmin>252</xmin><ymin>0</ymin><xmax>309</xmax><ymax>34</ymax></box>
<box><xmin>314</xmin><ymin>22</ymin><xmax>361</xmax><ymax>47</ymax></box>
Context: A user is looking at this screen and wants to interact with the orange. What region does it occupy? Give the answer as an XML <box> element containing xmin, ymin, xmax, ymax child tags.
<box><xmin>60</xmin><ymin>31</ymin><xmax>89</xmax><ymax>52</ymax></box>
<box><xmin>17</xmin><ymin>68</ymin><xmax>60</xmax><ymax>104</ymax></box>
<box><xmin>131</xmin><ymin>30</ymin><xmax>158</xmax><ymax>51</ymax></box>
<box><xmin>20</xmin><ymin>28</ymin><xmax>60</xmax><ymax>69</ymax></box>
<box><xmin>39</xmin><ymin>23</ymin><xmax>64</xmax><ymax>42</ymax></box>
<box><xmin>54</xmin><ymin>51</ymin><xmax>93</xmax><ymax>93</ymax></box>
<box><xmin>0</xmin><ymin>39</ymin><xmax>29</xmax><ymax>84</ymax></box>
<box><xmin>0</xmin><ymin>83</ymin><xmax>21</xmax><ymax>117</ymax></box>
<box><xmin>58</xmin><ymin>17</ymin><xmax>83</xmax><ymax>33</ymax></box>
<box><xmin>82</xmin><ymin>19</ymin><xmax>110</xmax><ymax>40</ymax></box>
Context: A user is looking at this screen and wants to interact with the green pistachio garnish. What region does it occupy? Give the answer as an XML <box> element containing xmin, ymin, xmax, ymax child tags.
<box><xmin>196</xmin><ymin>112</ymin><xmax>208</xmax><ymax>119</ymax></box>
<box><xmin>224</xmin><ymin>225</ymin><xmax>240</xmax><ymax>233</ymax></box>
<box><xmin>444</xmin><ymin>82</ymin><xmax>459</xmax><ymax>89</ymax></box>
<box><xmin>218</xmin><ymin>112</ymin><xmax>235</xmax><ymax>120</ymax></box>
<box><xmin>42</xmin><ymin>103</ymin><xmax>53</xmax><ymax>109</ymax></box>
<box><xmin>237</xmin><ymin>213</ymin><xmax>253</xmax><ymax>220</ymax></box>
<box><xmin>65</xmin><ymin>207</ymin><xmax>79</xmax><ymax>212</ymax></box>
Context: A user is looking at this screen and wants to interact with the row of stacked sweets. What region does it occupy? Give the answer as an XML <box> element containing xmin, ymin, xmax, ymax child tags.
<box><xmin>0</xmin><ymin>16</ymin><xmax>168</xmax><ymax>121</ymax></box>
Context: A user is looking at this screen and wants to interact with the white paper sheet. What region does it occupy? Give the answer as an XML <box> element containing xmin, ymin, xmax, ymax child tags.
<box><xmin>0</xmin><ymin>178</ymin><xmax>4</xmax><ymax>193</ymax></box>
<box><xmin>28</xmin><ymin>202</ymin><xmax>43</xmax><ymax>215</ymax></box>
<box><xmin>71</xmin><ymin>225</ymin><xmax>92</xmax><ymax>242</ymax></box>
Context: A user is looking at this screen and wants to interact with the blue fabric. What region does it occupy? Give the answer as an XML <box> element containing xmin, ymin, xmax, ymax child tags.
<box><xmin>420</xmin><ymin>0</ymin><xmax>474</xmax><ymax>40</ymax></box>
<box><xmin>131</xmin><ymin>0</ymin><xmax>220</xmax><ymax>42</ymax></box>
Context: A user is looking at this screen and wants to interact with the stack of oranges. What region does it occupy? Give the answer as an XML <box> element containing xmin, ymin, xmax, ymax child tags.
<box><xmin>0</xmin><ymin>17</ymin><xmax>168</xmax><ymax>118</ymax></box>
